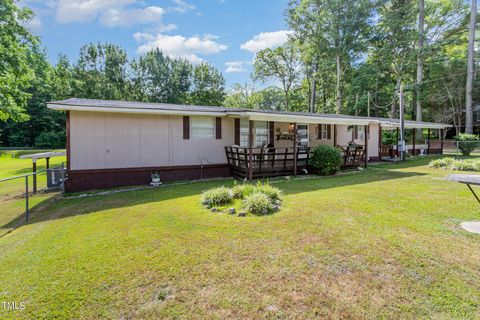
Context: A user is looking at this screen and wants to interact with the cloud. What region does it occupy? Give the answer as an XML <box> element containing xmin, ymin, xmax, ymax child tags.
<box><xmin>40</xmin><ymin>0</ymin><xmax>165</xmax><ymax>28</ymax></box>
<box><xmin>240</xmin><ymin>30</ymin><xmax>293</xmax><ymax>53</ymax></box>
<box><xmin>101</xmin><ymin>6</ymin><xmax>164</xmax><ymax>27</ymax></box>
<box><xmin>134</xmin><ymin>33</ymin><xmax>228</xmax><ymax>64</ymax></box>
<box><xmin>170</xmin><ymin>0</ymin><xmax>196</xmax><ymax>13</ymax></box>
<box><xmin>225</xmin><ymin>61</ymin><xmax>249</xmax><ymax>73</ymax></box>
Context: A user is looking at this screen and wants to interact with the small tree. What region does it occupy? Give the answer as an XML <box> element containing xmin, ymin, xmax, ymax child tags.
<box><xmin>455</xmin><ymin>133</ymin><xmax>480</xmax><ymax>156</ymax></box>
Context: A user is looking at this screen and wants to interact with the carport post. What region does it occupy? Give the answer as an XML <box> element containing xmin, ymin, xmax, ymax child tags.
<box><xmin>248</xmin><ymin>120</ymin><xmax>254</xmax><ymax>180</ymax></box>
<box><xmin>412</xmin><ymin>128</ymin><xmax>416</xmax><ymax>155</ymax></box>
<box><xmin>440</xmin><ymin>129</ymin><xmax>444</xmax><ymax>154</ymax></box>
<box><xmin>427</xmin><ymin>129</ymin><xmax>431</xmax><ymax>154</ymax></box>
<box><xmin>293</xmin><ymin>123</ymin><xmax>297</xmax><ymax>176</ymax></box>
<box><xmin>396</xmin><ymin>128</ymin><xmax>399</xmax><ymax>157</ymax></box>
<box><xmin>364</xmin><ymin>124</ymin><xmax>368</xmax><ymax>168</ymax></box>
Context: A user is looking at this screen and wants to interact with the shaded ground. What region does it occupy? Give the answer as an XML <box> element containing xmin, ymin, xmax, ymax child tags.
<box><xmin>0</xmin><ymin>157</ymin><xmax>479</xmax><ymax>319</ymax></box>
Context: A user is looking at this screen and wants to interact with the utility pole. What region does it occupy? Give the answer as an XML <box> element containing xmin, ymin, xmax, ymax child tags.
<box><xmin>465</xmin><ymin>0</ymin><xmax>477</xmax><ymax>134</ymax></box>
<box><xmin>367</xmin><ymin>91</ymin><xmax>370</xmax><ymax>117</ymax></box>
<box><xmin>399</xmin><ymin>83</ymin><xmax>406</xmax><ymax>162</ymax></box>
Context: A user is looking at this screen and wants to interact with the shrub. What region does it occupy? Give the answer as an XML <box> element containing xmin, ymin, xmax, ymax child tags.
<box><xmin>243</xmin><ymin>192</ymin><xmax>275</xmax><ymax>215</ymax></box>
<box><xmin>450</xmin><ymin>160</ymin><xmax>480</xmax><ymax>172</ymax></box>
<box><xmin>428</xmin><ymin>157</ymin><xmax>455</xmax><ymax>169</ymax></box>
<box><xmin>382</xmin><ymin>130</ymin><xmax>397</xmax><ymax>146</ymax></box>
<box><xmin>455</xmin><ymin>133</ymin><xmax>480</xmax><ymax>156</ymax></box>
<box><xmin>309</xmin><ymin>145</ymin><xmax>342</xmax><ymax>175</ymax></box>
<box><xmin>231</xmin><ymin>183</ymin><xmax>255</xmax><ymax>199</ymax></box>
<box><xmin>255</xmin><ymin>181</ymin><xmax>282</xmax><ymax>202</ymax></box>
<box><xmin>201</xmin><ymin>187</ymin><xmax>233</xmax><ymax>208</ymax></box>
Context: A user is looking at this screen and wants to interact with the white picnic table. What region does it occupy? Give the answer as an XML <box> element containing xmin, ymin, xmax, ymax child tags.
<box><xmin>447</xmin><ymin>174</ymin><xmax>480</xmax><ymax>204</ymax></box>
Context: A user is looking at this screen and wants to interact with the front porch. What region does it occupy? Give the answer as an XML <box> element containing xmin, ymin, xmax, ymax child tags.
<box><xmin>224</xmin><ymin>118</ymin><xmax>372</xmax><ymax>180</ymax></box>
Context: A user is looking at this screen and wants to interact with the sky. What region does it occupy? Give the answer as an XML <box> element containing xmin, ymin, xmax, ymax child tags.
<box><xmin>22</xmin><ymin>0</ymin><xmax>291</xmax><ymax>88</ymax></box>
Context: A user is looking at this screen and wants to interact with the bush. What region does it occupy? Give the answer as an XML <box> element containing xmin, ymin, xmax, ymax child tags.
<box><xmin>382</xmin><ymin>130</ymin><xmax>397</xmax><ymax>146</ymax></box>
<box><xmin>201</xmin><ymin>187</ymin><xmax>233</xmax><ymax>208</ymax></box>
<box><xmin>255</xmin><ymin>181</ymin><xmax>282</xmax><ymax>202</ymax></box>
<box><xmin>428</xmin><ymin>157</ymin><xmax>455</xmax><ymax>169</ymax></box>
<box><xmin>309</xmin><ymin>145</ymin><xmax>342</xmax><ymax>175</ymax></box>
<box><xmin>455</xmin><ymin>133</ymin><xmax>480</xmax><ymax>156</ymax></box>
<box><xmin>231</xmin><ymin>183</ymin><xmax>255</xmax><ymax>199</ymax></box>
<box><xmin>450</xmin><ymin>160</ymin><xmax>480</xmax><ymax>172</ymax></box>
<box><xmin>429</xmin><ymin>157</ymin><xmax>480</xmax><ymax>172</ymax></box>
<box><xmin>243</xmin><ymin>192</ymin><xmax>275</xmax><ymax>215</ymax></box>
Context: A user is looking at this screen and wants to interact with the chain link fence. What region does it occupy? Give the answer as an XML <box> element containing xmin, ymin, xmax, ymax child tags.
<box><xmin>0</xmin><ymin>165</ymin><xmax>65</xmax><ymax>237</ymax></box>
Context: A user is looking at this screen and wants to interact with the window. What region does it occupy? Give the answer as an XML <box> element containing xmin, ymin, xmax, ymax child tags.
<box><xmin>297</xmin><ymin>124</ymin><xmax>309</xmax><ymax>147</ymax></box>
<box><xmin>320</xmin><ymin>124</ymin><xmax>328</xmax><ymax>140</ymax></box>
<box><xmin>191</xmin><ymin>117</ymin><xmax>215</xmax><ymax>139</ymax></box>
<box><xmin>240</xmin><ymin>119</ymin><xmax>249</xmax><ymax>147</ymax></box>
<box><xmin>239</xmin><ymin>120</ymin><xmax>269</xmax><ymax>147</ymax></box>
<box><xmin>357</xmin><ymin>126</ymin><xmax>365</xmax><ymax>141</ymax></box>
<box><xmin>255</xmin><ymin>121</ymin><xmax>269</xmax><ymax>147</ymax></box>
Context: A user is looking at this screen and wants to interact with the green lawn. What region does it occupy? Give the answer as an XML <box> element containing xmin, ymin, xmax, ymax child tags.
<box><xmin>1</xmin><ymin>157</ymin><xmax>480</xmax><ymax>319</ymax></box>
<box><xmin>0</xmin><ymin>150</ymin><xmax>66</xmax><ymax>179</ymax></box>
<box><xmin>0</xmin><ymin>151</ymin><xmax>66</xmax><ymax>235</ymax></box>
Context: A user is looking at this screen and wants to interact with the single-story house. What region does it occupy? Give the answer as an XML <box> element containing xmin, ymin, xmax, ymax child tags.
<box><xmin>47</xmin><ymin>98</ymin><xmax>451</xmax><ymax>192</ymax></box>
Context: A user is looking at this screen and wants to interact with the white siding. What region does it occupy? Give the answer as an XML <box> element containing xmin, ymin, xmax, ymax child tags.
<box><xmin>70</xmin><ymin>111</ymin><xmax>235</xmax><ymax>170</ymax></box>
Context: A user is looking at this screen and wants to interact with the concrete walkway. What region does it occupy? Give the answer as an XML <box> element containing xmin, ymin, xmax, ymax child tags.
<box><xmin>460</xmin><ymin>222</ymin><xmax>480</xmax><ymax>234</ymax></box>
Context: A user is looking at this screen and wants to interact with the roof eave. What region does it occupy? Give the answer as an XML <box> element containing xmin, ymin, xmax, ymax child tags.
<box><xmin>47</xmin><ymin>103</ymin><xmax>228</xmax><ymax>117</ymax></box>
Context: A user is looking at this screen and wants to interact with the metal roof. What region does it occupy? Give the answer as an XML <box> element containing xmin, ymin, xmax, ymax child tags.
<box><xmin>47</xmin><ymin>98</ymin><xmax>451</xmax><ymax>129</ymax></box>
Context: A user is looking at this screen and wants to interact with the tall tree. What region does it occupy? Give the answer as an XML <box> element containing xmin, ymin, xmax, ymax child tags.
<box><xmin>252</xmin><ymin>43</ymin><xmax>301</xmax><ymax>110</ymax></box>
<box><xmin>130</xmin><ymin>49</ymin><xmax>191</xmax><ymax>104</ymax></box>
<box><xmin>74</xmin><ymin>43</ymin><xmax>129</xmax><ymax>100</ymax></box>
<box><xmin>465</xmin><ymin>0</ymin><xmax>477</xmax><ymax>133</ymax></box>
<box><xmin>190</xmin><ymin>63</ymin><xmax>226</xmax><ymax>106</ymax></box>
<box><xmin>416</xmin><ymin>0</ymin><xmax>425</xmax><ymax>122</ymax></box>
<box><xmin>288</xmin><ymin>0</ymin><xmax>373</xmax><ymax>114</ymax></box>
<box><xmin>0</xmin><ymin>0</ymin><xmax>37</xmax><ymax>121</ymax></box>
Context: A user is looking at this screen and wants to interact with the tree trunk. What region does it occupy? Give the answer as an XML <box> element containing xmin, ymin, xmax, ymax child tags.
<box><xmin>465</xmin><ymin>0</ymin><xmax>477</xmax><ymax>134</ymax></box>
<box><xmin>416</xmin><ymin>0</ymin><xmax>424</xmax><ymax>122</ymax></box>
<box><xmin>336</xmin><ymin>54</ymin><xmax>342</xmax><ymax>114</ymax></box>
<box><xmin>310</xmin><ymin>63</ymin><xmax>318</xmax><ymax>113</ymax></box>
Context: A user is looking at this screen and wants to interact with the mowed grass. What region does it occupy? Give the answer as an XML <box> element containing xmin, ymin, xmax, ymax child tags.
<box><xmin>0</xmin><ymin>150</ymin><xmax>66</xmax><ymax>179</ymax></box>
<box><xmin>1</xmin><ymin>157</ymin><xmax>480</xmax><ymax>319</ymax></box>
<box><xmin>0</xmin><ymin>151</ymin><xmax>66</xmax><ymax>234</ymax></box>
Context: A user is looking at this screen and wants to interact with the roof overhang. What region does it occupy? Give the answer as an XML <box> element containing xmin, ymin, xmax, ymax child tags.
<box><xmin>47</xmin><ymin>103</ymin><xmax>228</xmax><ymax>117</ymax></box>
<box><xmin>228</xmin><ymin>111</ymin><xmax>374</xmax><ymax>126</ymax></box>
<box><xmin>379</xmin><ymin>120</ymin><xmax>452</xmax><ymax>129</ymax></box>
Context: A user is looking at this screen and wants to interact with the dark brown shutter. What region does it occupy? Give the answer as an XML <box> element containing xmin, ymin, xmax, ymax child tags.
<box><xmin>234</xmin><ymin>118</ymin><xmax>240</xmax><ymax>145</ymax></box>
<box><xmin>317</xmin><ymin>124</ymin><xmax>321</xmax><ymax>139</ymax></box>
<box><xmin>327</xmin><ymin>124</ymin><xmax>332</xmax><ymax>140</ymax></box>
<box><xmin>354</xmin><ymin>125</ymin><xmax>359</xmax><ymax>140</ymax></box>
<box><xmin>183</xmin><ymin>116</ymin><xmax>190</xmax><ymax>140</ymax></box>
<box><xmin>215</xmin><ymin>117</ymin><xmax>222</xmax><ymax>139</ymax></box>
<box><xmin>269</xmin><ymin>121</ymin><xmax>275</xmax><ymax>145</ymax></box>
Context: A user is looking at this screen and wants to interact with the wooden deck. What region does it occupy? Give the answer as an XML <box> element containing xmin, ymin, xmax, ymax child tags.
<box><xmin>225</xmin><ymin>147</ymin><xmax>310</xmax><ymax>179</ymax></box>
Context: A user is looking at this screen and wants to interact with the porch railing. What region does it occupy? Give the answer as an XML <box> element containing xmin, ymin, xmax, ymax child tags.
<box><xmin>225</xmin><ymin>146</ymin><xmax>310</xmax><ymax>179</ymax></box>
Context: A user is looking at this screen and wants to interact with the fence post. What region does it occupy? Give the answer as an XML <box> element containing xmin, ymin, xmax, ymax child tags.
<box><xmin>61</xmin><ymin>163</ymin><xmax>65</xmax><ymax>195</ymax></box>
<box><xmin>25</xmin><ymin>175</ymin><xmax>29</xmax><ymax>223</ymax></box>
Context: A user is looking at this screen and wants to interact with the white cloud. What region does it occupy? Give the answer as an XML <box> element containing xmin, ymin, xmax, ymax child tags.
<box><xmin>225</xmin><ymin>61</ymin><xmax>249</xmax><ymax>73</ymax></box>
<box><xmin>44</xmin><ymin>0</ymin><xmax>166</xmax><ymax>28</ymax></box>
<box><xmin>240</xmin><ymin>30</ymin><xmax>293</xmax><ymax>53</ymax></box>
<box><xmin>101</xmin><ymin>6</ymin><xmax>164</xmax><ymax>27</ymax></box>
<box><xmin>170</xmin><ymin>0</ymin><xmax>196</xmax><ymax>13</ymax></box>
<box><xmin>134</xmin><ymin>33</ymin><xmax>228</xmax><ymax>64</ymax></box>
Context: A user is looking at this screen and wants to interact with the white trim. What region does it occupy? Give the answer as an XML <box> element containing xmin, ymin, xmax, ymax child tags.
<box><xmin>47</xmin><ymin>104</ymin><xmax>228</xmax><ymax>117</ymax></box>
